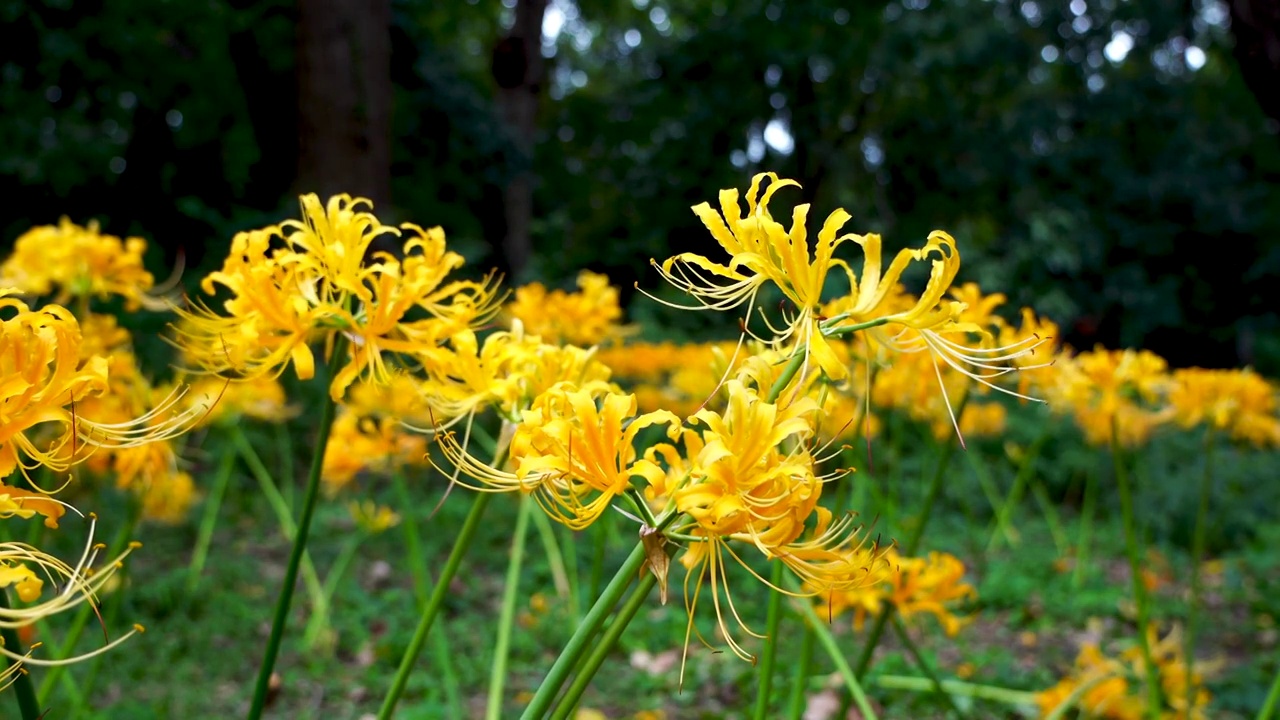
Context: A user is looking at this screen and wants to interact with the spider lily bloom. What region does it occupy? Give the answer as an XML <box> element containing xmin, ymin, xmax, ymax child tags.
<box><xmin>656</xmin><ymin>381</ymin><xmax>870</xmax><ymax>666</ymax></box>
<box><xmin>1036</xmin><ymin>625</ymin><xmax>1214</xmax><ymax>720</ymax></box>
<box><xmin>506</xmin><ymin>270</ymin><xmax>629</xmax><ymax>347</ymax></box>
<box><xmin>1</xmin><ymin>297</ymin><xmax>211</xmax><ymax>481</ymax></box>
<box><xmin>0</xmin><ymin>218</ymin><xmax>166</xmax><ymax>311</ymax></box>
<box><xmin>648</xmin><ymin>173</ymin><xmax>861</xmax><ymax>381</ymax></box>
<box><xmin>1169</xmin><ymin>367</ymin><xmax>1280</xmax><ymax>447</ymax></box>
<box><xmin>886</xmin><ymin>551</ymin><xmax>976</xmax><ymax>636</ymax></box>
<box><xmin>1050</xmin><ymin>347</ymin><xmax>1171</xmax><ymax>447</ymax></box>
<box><xmin>174</xmin><ymin>194</ymin><xmax>503</xmax><ymax>401</ymax></box>
<box><xmin>437</xmin><ymin>384</ymin><xmax>679</xmax><ymax>530</ymax></box>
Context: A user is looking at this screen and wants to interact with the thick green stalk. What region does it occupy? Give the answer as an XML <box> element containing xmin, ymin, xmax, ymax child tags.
<box><xmin>890</xmin><ymin>616</ymin><xmax>967</xmax><ymax>719</ymax></box>
<box><xmin>1110</xmin><ymin>420</ymin><xmax>1159</xmax><ymax>720</ymax></box>
<box><xmin>1029</xmin><ymin>477</ymin><xmax>1068</xmax><ymax>557</ymax></box>
<box><xmin>986</xmin><ymin>427</ymin><xmax>1051</xmax><ymax>553</ymax></box>
<box><xmin>377</xmin><ymin>491</ymin><xmax>495</xmax><ymax>719</ymax></box>
<box><xmin>302</xmin><ymin>531</ymin><xmax>365</xmax><ymax>649</ymax></box>
<box><xmin>246</xmin><ymin>337</ymin><xmax>347</xmax><ymax>720</ymax></box>
<box><xmin>874</xmin><ymin>675</ymin><xmax>1036</xmax><ymax>706</ymax></box>
<box><xmin>1072</xmin><ymin>467</ymin><xmax>1098</xmax><ymax>589</ymax></box>
<box><xmin>753</xmin><ymin>561</ymin><xmax>787</xmax><ymax>720</ymax></box>
<box><xmin>854</xmin><ymin>424</ymin><xmax>962</xmax><ymax>678</ymax></box>
<box><xmin>231</xmin><ymin>427</ymin><xmax>328</xmax><ymax>644</ymax></box>
<box><xmin>558</xmin><ymin>523</ymin><xmax>581</xmax><ymax>621</ymax></box>
<box><xmin>1259</xmin><ymin>662</ymin><xmax>1280</xmax><ymax>720</ymax></box>
<box><xmin>390</xmin><ymin>467</ymin><xmax>464</xmax><ymax>718</ymax></box>
<box><xmin>519</xmin><ymin>541</ymin><xmax>648</xmax><ymax>720</ymax></box>
<box><xmin>486</xmin><ymin>494</ymin><xmax>533</xmax><ymax>720</ymax></box>
<box><xmin>1185</xmin><ymin>427</ymin><xmax>1214</xmax><ymax>714</ymax></box>
<box><xmin>547</xmin><ymin>570</ymin><xmax>658</xmax><ymax>720</ymax></box>
<box><xmin>531</xmin><ymin>503</ymin><xmax>572</xmax><ymax>605</ymax></box>
<box><xmin>785</xmin><ymin>620</ymin><xmax>816</xmax><ymax>720</ymax></box>
<box><xmin>0</xmin><ymin>590</ymin><xmax>42</xmax><ymax>720</ymax></box>
<box><xmin>588</xmin><ymin>512</ymin><xmax>610</xmax><ymax>603</ymax></box>
<box><xmin>792</xmin><ymin>589</ymin><xmax>879</xmax><ymax>720</ymax></box>
<box><xmin>186</xmin><ymin>445</ymin><xmax>238</xmax><ymax>594</ymax></box>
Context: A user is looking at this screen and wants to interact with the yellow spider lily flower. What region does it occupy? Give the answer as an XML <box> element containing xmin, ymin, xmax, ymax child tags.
<box><xmin>1</xmin><ymin>297</ymin><xmax>212</xmax><ymax>482</ymax></box>
<box><xmin>174</xmin><ymin>194</ymin><xmax>504</xmax><ymax>401</ymax></box>
<box><xmin>650</xmin><ymin>172</ymin><xmax>860</xmax><ymax>380</ymax></box>
<box><xmin>506</xmin><ymin>270</ymin><xmax>629</xmax><ymax>347</ymax></box>
<box><xmin>436</xmin><ymin>383</ymin><xmax>679</xmax><ymax>530</ymax></box>
<box><xmin>0</xmin><ymin>218</ymin><xmax>164</xmax><ymax>311</ymax></box>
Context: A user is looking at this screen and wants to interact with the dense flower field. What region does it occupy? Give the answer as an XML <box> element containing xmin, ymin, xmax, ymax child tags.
<box><xmin>0</xmin><ymin>174</ymin><xmax>1276</xmax><ymax>719</ymax></box>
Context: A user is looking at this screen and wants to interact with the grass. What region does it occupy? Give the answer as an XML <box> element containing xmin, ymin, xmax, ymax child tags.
<box><xmin>22</xmin><ymin>415</ymin><xmax>1279</xmax><ymax>720</ymax></box>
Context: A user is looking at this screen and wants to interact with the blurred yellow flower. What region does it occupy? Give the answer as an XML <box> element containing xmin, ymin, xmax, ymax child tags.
<box><xmin>1169</xmin><ymin>367</ymin><xmax>1280</xmax><ymax>447</ymax></box>
<box><xmin>1051</xmin><ymin>347</ymin><xmax>1171</xmax><ymax>446</ymax></box>
<box><xmin>506</xmin><ymin>270</ymin><xmax>628</xmax><ymax>346</ymax></box>
<box><xmin>0</xmin><ymin>218</ymin><xmax>162</xmax><ymax>310</ymax></box>
<box><xmin>348</xmin><ymin>501</ymin><xmax>401</xmax><ymax>533</ymax></box>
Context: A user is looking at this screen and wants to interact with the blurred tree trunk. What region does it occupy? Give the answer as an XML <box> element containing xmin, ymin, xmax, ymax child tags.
<box><xmin>492</xmin><ymin>0</ymin><xmax>548</xmax><ymax>281</ymax></box>
<box><xmin>1230</xmin><ymin>0</ymin><xmax>1280</xmax><ymax>126</ymax></box>
<box><xmin>296</xmin><ymin>0</ymin><xmax>392</xmax><ymax>213</ymax></box>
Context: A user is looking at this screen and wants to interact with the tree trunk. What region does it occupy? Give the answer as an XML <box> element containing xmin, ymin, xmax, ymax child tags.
<box><xmin>492</xmin><ymin>0</ymin><xmax>549</xmax><ymax>281</ymax></box>
<box><xmin>1230</xmin><ymin>0</ymin><xmax>1280</xmax><ymax>127</ymax></box>
<box><xmin>296</xmin><ymin>0</ymin><xmax>392</xmax><ymax>212</ymax></box>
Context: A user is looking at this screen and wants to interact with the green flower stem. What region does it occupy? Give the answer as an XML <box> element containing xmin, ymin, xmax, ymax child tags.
<box><xmin>531</xmin><ymin>503</ymin><xmax>573</xmax><ymax>607</ymax></box>
<box><xmin>487</xmin><ymin>494</ymin><xmax>534</xmax><ymax>720</ymax></box>
<box><xmin>38</xmin><ymin>501</ymin><xmax>142</xmax><ymax>705</ymax></box>
<box><xmin>768</xmin><ymin>348</ymin><xmax>807</xmax><ymax>402</ymax></box>
<box><xmin>301</xmin><ymin>530</ymin><xmax>366</xmax><ymax>649</ymax></box>
<box><xmin>274</xmin><ymin>421</ymin><xmax>296</xmax><ymax>509</ymax></box>
<box><xmin>791</xmin><ymin>586</ymin><xmax>879</xmax><ymax>720</ymax></box>
<box><xmin>246</xmin><ymin>337</ymin><xmax>347</xmax><ymax>720</ymax></box>
<box><xmin>964</xmin><ymin>450</ymin><xmax>1007</xmax><ymax>546</ymax></box>
<box><xmin>785</xmin><ymin>619</ymin><xmax>816</xmax><ymax>720</ymax></box>
<box><xmin>186</xmin><ymin>444</ymin><xmax>238</xmax><ymax>594</ymax></box>
<box><xmin>890</xmin><ymin>616</ymin><xmax>967</xmax><ymax>719</ymax></box>
<box><xmin>559</xmin><ymin>523</ymin><xmax>582</xmax><ymax>621</ymax></box>
<box><xmin>1029</xmin><ymin>476</ymin><xmax>1068</xmax><ymax>557</ymax></box>
<box><xmin>1072</xmin><ymin>466</ymin><xmax>1098</xmax><ymax>589</ymax></box>
<box><xmin>230</xmin><ymin>427</ymin><xmax>327</xmax><ymax>643</ymax></box>
<box><xmin>874</xmin><ymin>675</ymin><xmax>1036</xmax><ymax>706</ymax></box>
<box><xmin>987</xmin><ymin>427</ymin><xmax>1050</xmax><ymax>553</ymax></box>
<box><xmin>547</xmin><ymin>569</ymin><xmax>658</xmax><ymax>720</ymax></box>
<box><xmin>1185</xmin><ymin>427</ymin><xmax>1214</xmax><ymax>714</ymax></box>
<box><xmin>854</xmin><ymin>414</ymin><xmax>963</xmax><ymax>679</ymax></box>
<box><xmin>753</xmin><ymin>560</ymin><xmax>787</xmax><ymax>720</ymax></box>
<box><xmin>1110</xmin><ymin>419</ymin><xmax>1159</xmax><ymax>720</ymax></box>
<box><xmin>823</xmin><ymin>317</ymin><xmax>890</xmax><ymax>338</ymax></box>
<box><xmin>519</xmin><ymin>540</ymin><xmax>648</xmax><ymax>720</ymax></box>
<box><xmin>1259</xmin><ymin>662</ymin><xmax>1280</xmax><ymax>720</ymax></box>
<box><xmin>1</xmin><ymin>589</ymin><xmax>42</xmax><ymax>720</ymax></box>
<box><xmin>377</xmin><ymin>489</ymin><xmax>496</xmax><ymax>720</ymax></box>
<box><xmin>390</xmin><ymin>466</ymin><xmax>464</xmax><ymax>719</ymax></box>
<box><xmin>588</xmin><ymin>512</ymin><xmax>610</xmax><ymax>604</ymax></box>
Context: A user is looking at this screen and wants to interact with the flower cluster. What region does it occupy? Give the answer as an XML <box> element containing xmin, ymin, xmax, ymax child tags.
<box><xmin>174</xmin><ymin>194</ymin><xmax>503</xmax><ymax>401</ymax></box>
<box><xmin>0</xmin><ymin>283</ymin><xmax>211</xmax><ymax>683</ymax></box>
<box><xmin>1050</xmin><ymin>348</ymin><xmax>1280</xmax><ymax>448</ymax></box>
<box><xmin>438</xmin><ymin>173</ymin><xmax>1040</xmax><ymax>671</ymax></box>
<box><xmin>505</xmin><ymin>270</ymin><xmax>628</xmax><ymax>346</ymax></box>
<box><xmin>819</xmin><ymin>549</ymin><xmax>976</xmax><ymax>637</ymax></box>
<box><xmin>1035</xmin><ymin>625</ymin><xmax>1213</xmax><ymax>720</ymax></box>
<box><xmin>0</xmin><ymin>218</ymin><xmax>165</xmax><ymax>311</ymax></box>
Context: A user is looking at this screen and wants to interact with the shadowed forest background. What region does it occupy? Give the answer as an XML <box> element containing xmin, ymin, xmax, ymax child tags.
<box><xmin>3</xmin><ymin>0</ymin><xmax>1279</xmax><ymax>371</ymax></box>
